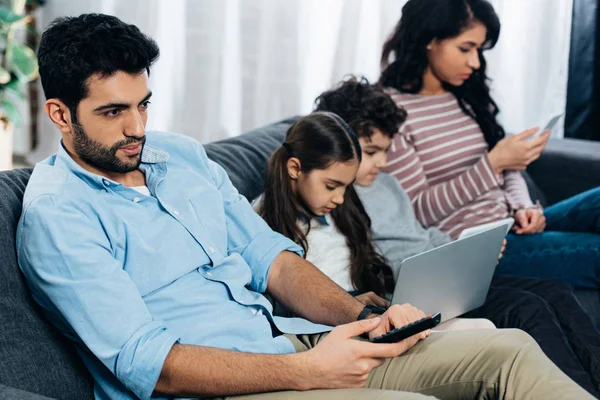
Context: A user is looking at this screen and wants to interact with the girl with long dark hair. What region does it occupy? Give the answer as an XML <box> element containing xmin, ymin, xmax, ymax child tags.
<box><xmin>379</xmin><ymin>0</ymin><xmax>600</xmax><ymax>292</ymax></box>
<box><xmin>255</xmin><ymin>112</ymin><xmax>394</xmax><ymax>302</ymax></box>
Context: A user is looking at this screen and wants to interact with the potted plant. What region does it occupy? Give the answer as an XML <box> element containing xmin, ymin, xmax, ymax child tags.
<box><xmin>0</xmin><ymin>0</ymin><xmax>41</xmax><ymax>170</ymax></box>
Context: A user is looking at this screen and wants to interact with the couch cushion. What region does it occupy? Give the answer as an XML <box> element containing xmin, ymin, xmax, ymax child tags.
<box><xmin>0</xmin><ymin>384</ymin><xmax>55</xmax><ymax>399</ymax></box>
<box><xmin>205</xmin><ymin>117</ymin><xmax>297</xmax><ymax>202</ymax></box>
<box><xmin>0</xmin><ymin>168</ymin><xmax>93</xmax><ymax>400</ymax></box>
<box><xmin>522</xmin><ymin>171</ymin><xmax>548</xmax><ymax>208</ymax></box>
<box><xmin>527</xmin><ymin>137</ymin><xmax>600</xmax><ymax>206</ymax></box>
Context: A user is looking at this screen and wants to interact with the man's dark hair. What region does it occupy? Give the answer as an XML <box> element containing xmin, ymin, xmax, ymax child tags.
<box><xmin>38</xmin><ymin>13</ymin><xmax>160</xmax><ymax>118</ymax></box>
<box><xmin>314</xmin><ymin>76</ymin><xmax>407</xmax><ymax>139</ymax></box>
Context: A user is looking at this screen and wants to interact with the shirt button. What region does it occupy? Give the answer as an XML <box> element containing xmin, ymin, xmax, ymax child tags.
<box><xmin>209</xmin><ymin>247</ymin><xmax>216</xmax><ymax>253</ymax></box>
<box><xmin>102</xmin><ymin>179</ymin><xmax>110</xmax><ymax>186</ymax></box>
<box><xmin>133</xmin><ymin>197</ymin><xmax>141</xmax><ymax>203</ymax></box>
<box><xmin>173</xmin><ymin>210</ymin><xmax>180</xmax><ymax>215</ymax></box>
<box><xmin>206</xmin><ymin>272</ymin><xmax>213</xmax><ymax>277</ymax></box>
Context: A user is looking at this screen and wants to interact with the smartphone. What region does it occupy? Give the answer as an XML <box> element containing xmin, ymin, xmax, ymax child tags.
<box><xmin>531</xmin><ymin>113</ymin><xmax>564</xmax><ymax>139</ymax></box>
<box><xmin>370</xmin><ymin>313</ymin><xmax>442</xmax><ymax>344</ymax></box>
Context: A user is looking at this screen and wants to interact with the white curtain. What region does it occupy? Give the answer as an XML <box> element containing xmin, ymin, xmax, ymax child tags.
<box><xmin>28</xmin><ymin>0</ymin><xmax>572</xmax><ymax>163</ymax></box>
<box><xmin>486</xmin><ymin>0</ymin><xmax>573</xmax><ymax>137</ymax></box>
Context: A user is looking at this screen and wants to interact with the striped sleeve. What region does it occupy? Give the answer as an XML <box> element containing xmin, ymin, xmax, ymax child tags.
<box><xmin>384</xmin><ymin>131</ymin><xmax>502</xmax><ymax>227</ymax></box>
<box><xmin>502</xmin><ymin>171</ymin><xmax>534</xmax><ymax>211</ymax></box>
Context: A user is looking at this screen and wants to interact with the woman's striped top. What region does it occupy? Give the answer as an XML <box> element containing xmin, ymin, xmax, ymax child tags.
<box><xmin>383</xmin><ymin>88</ymin><xmax>533</xmax><ymax>238</ymax></box>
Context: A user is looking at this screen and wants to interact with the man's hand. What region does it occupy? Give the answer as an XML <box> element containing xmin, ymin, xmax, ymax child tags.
<box><xmin>514</xmin><ymin>209</ymin><xmax>546</xmax><ymax>235</ymax></box>
<box><xmin>355</xmin><ymin>291</ymin><xmax>390</xmax><ymax>308</ymax></box>
<box><xmin>368</xmin><ymin>304</ymin><xmax>429</xmax><ymax>342</ymax></box>
<box><xmin>299</xmin><ymin>317</ymin><xmax>425</xmax><ymax>390</ymax></box>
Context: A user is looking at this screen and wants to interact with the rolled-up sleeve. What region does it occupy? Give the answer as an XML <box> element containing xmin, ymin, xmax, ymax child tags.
<box><xmin>206</xmin><ymin>158</ymin><xmax>302</xmax><ymax>293</ymax></box>
<box><xmin>17</xmin><ymin>195</ymin><xmax>179</xmax><ymax>400</ymax></box>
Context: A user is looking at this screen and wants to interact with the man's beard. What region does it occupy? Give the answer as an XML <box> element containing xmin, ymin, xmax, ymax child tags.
<box><xmin>71</xmin><ymin>123</ymin><xmax>146</xmax><ymax>174</ymax></box>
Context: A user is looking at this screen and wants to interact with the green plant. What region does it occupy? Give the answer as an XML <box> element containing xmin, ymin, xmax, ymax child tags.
<box><xmin>0</xmin><ymin>0</ymin><xmax>42</xmax><ymax>126</ymax></box>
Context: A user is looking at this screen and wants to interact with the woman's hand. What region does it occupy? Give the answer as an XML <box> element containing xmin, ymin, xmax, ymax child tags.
<box><xmin>355</xmin><ymin>291</ymin><xmax>390</xmax><ymax>308</ymax></box>
<box><xmin>513</xmin><ymin>209</ymin><xmax>546</xmax><ymax>235</ymax></box>
<box><xmin>488</xmin><ymin>128</ymin><xmax>550</xmax><ymax>174</ymax></box>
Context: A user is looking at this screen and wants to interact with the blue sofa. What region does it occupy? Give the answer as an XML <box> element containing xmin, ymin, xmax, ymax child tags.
<box><xmin>1</xmin><ymin>117</ymin><xmax>599</xmax><ymax>399</ymax></box>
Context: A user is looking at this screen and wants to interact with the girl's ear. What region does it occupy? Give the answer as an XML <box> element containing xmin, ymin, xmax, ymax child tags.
<box><xmin>286</xmin><ymin>157</ymin><xmax>302</xmax><ymax>180</ymax></box>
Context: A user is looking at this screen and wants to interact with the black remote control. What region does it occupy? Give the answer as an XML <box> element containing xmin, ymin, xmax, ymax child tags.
<box><xmin>370</xmin><ymin>312</ymin><xmax>442</xmax><ymax>343</ymax></box>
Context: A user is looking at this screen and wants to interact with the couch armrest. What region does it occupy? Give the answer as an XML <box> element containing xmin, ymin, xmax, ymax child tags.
<box><xmin>526</xmin><ymin>137</ymin><xmax>600</xmax><ymax>206</ymax></box>
<box><xmin>0</xmin><ymin>384</ymin><xmax>55</xmax><ymax>399</ymax></box>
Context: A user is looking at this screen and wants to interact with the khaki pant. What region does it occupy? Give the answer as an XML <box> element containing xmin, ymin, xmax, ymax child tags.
<box><xmin>227</xmin><ymin>329</ymin><xmax>594</xmax><ymax>400</ymax></box>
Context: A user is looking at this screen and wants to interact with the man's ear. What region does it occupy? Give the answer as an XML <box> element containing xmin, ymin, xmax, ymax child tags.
<box><xmin>44</xmin><ymin>99</ymin><xmax>74</xmax><ymax>134</ymax></box>
<box><xmin>286</xmin><ymin>157</ymin><xmax>302</xmax><ymax>180</ymax></box>
<box><xmin>426</xmin><ymin>39</ymin><xmax>436</xmax><ymax>51</ymax></box>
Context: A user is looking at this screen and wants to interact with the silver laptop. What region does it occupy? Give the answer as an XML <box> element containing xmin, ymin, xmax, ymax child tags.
<box><xmin>390</xmin><ymin>225</ymin><xmax>507</xmax><ymax>322</ymax></box>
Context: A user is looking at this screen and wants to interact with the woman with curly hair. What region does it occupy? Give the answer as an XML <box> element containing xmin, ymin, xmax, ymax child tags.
<box><xmin>379</xmin><ymin>0</ymin><xmax>600</xmax><ymax>293</ymax></box>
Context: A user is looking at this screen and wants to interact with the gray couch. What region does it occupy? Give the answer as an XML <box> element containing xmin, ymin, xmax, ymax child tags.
<box><xmin>1</xmin><ymin>117</ymin><xmax>599</xmax><ymax>399</ymax></box>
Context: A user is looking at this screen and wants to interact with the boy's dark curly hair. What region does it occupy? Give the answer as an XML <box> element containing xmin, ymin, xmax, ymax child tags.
<box><xmin>314</xmin><ymin>76</ymin><xmax>407</xmax><ymax>139</ymax></box>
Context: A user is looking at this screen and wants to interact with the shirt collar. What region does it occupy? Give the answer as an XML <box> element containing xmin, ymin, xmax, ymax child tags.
<box><xmin>298</xmin><ymin>213</ymin><xmax>330</xmax><ymax>226</ymax></box>
<box><xmin>53</xmin><ymin>140</ymin><xmax>170</xmax><ymax>190</ymax></box>
<box><xmin>314</xmin><ymin>215</ymin><xmax>329</xmax><ymax>226</ymax></box>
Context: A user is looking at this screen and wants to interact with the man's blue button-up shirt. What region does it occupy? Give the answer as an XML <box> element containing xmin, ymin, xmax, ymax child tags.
<box><xmin>16</xmin><ymin>131</ymin><xmax>331</xmax><ymax>400</ymax></box>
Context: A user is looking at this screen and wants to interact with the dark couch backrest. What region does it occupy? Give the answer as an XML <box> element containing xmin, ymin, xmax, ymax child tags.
<box><xmin>0</xmin><ymin>168</ymin><xmax>94</xmax><ymax>399</ymax></box>
<box><xmin>204</xmin><ymin>117</ymin><xmax>295</xmax><ymax>202</ymax></box>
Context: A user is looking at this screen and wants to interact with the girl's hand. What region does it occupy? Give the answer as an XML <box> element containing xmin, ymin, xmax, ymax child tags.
<box><xmin>487</xmin><ymin>129</ymin><xmax>550</xmax><ymax>174</ymax></box>
<box><xmin>513</xmin><ymin>209</ymin><xmax>546</xmax><ymax>235</ymax></box>
<box><xmin>355</xmin><ymin>291</ymin><xmax>390</xmax><ymax>308</ymax></box>
<box><xmin>497</xmin><ymin>239</ymin><xmax>507</xmax><ymax>264</ymax></box>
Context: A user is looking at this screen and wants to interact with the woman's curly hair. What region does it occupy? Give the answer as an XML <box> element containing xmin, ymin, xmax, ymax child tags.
<box><xmin>379</xmin><ymin>0</ymin><xmax>504</xmax><ymax>149</ymax></box>
<box><xmin>314</xmin><ymin>76</ymin><xmax>407</xmax><ymax>139</ymax></box>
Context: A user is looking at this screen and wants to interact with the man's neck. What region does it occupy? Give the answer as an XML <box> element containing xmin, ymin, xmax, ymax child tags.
<box><xmin>66</xmin><ymin>147</ymin><xmax>146</xmax><ymax>187</ymax></box>
<box><xmin>419</xmin><ymin>67</ymin><xmax>447</xmax><ymax>96</ymax></box>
